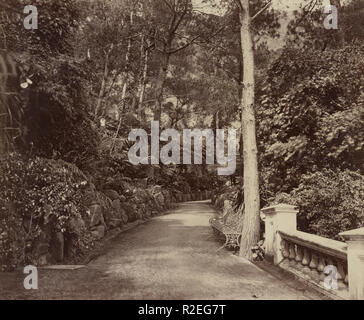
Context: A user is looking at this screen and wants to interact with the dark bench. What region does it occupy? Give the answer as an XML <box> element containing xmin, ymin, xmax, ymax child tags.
<box><xmin>209</xmin><ymin>204</ymin><xmax>244</xmax><ymax>251</ymax></box>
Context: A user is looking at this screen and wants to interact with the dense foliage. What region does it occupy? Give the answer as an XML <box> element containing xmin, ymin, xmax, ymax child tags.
<box><xmin>0</xmin><ymin>153</ymin><xmax>94</xmax><ymax>270</ymax></box>
<box><xmin>273</xmin><ymin>169</ymin><xmax>364</xmax><ymax>240</ymax></box>
<box><xmin>258</xmin><ymin>45</ymin><xmax>364</xmax><ymax>194</ymax></box>
<box><xmin>254</xmin><ymin>1</ymin><xmax>364</xmax><ymax>237</ymax></box>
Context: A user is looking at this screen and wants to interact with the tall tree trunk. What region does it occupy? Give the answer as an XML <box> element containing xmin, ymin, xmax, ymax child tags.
<box><xmin>137</xmin><ymin>38</ymin><xmax>149</xmax><ymax>121</ymax></box>
<box><xmin>153</xmin><ymin>51</ymin><xmax>170</xmax><ymax>121</ymax></box>
<box><xmin>120</xmin><ymin>36</ymin><xmax>132</xmax><ymax>112</ymax></box>
<box><xmin>120</xmin><ymin>11</ymin><xmax>134</xmax><ymax>113</ymax></box>
<box><xmin>0</xmin><ymin>52</ymin><xmax>17</xmax><ymax>157</ymax></box>
<box><xmin>151</xmin><ymin>1</ymin><xmax>192</xmax><ymax>121</ymax></box>
<box><xmin>238</xmin><ymin>0</ymin><xmax>260</xmax><ymax>260</ymax></box>
<box><xmin>110</xmin><ymin>12</ymin><xmax>133</xmax><ymax>154</ymax></box>
<box><xmin>95</xmin><ymin>43</ymin><xmax>113</xmax><ymax>118</ymax></box>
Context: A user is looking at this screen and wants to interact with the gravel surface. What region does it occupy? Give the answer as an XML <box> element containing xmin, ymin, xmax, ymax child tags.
<box><xmin>0</xmin><ymin>201</ymin><xmax>324</xmax><ymax>300</ymax></box>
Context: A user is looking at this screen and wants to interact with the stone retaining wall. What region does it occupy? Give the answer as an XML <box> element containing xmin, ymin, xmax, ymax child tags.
<box><xmin>174</xmin><ymin>191</ymin><xmax>213</xmax><ymax>203</ymax></box>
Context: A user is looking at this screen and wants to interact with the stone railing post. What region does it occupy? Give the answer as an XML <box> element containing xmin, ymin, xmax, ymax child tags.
<box><xmin>339</xmin><ymin>228</ymin><xmax>364</xmax><ymax>300</ymax></box>
<box><xmin>261</xmin><ymin>204</ymin><xmax>298</xmax><ymax>265</ymax></box>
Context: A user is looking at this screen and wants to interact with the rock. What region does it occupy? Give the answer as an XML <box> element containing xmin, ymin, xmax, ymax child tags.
<box><xmin>91</xmin><ymin>225</ymin><xmax>105</xmax><ymax>240</ymax></box>
<box><xmin>174</xmin><ymin>193</ymin><xmax>181</xmax><ymax>203</ymax></box>
<box><xmin>104</xmin><ymin>206</ymin><xmax>120</xmax><ymax>229</ymax></box>
<box><xmin>89</xmin><ymin>204</ymin><xmax>105</xmax><ymax>227</ymax></box>
<box><xmin>112</xmin><ymin>199</ymin><xmax>121</xmax><ymax>214</ymax></box>
<box><xmin>123</xmin><ymin>203</ymin><xmax>137</xmax><ymax>222</ymax></box>
<box><xmin>103</xmin><ymin>189</ymin><xmax>120</xmax><ymax>201</ymax></box>
<box><xmin>155</xmin><ymin>193</ymin><xmax>165</xmax><ymax>208</ymax></box>
<box><xmin>136</xmin><ymin>211</ymin><xmax>143</xmax><ymax>220</ymax></box>
<box><xmin>108</xmin><ymin>218</ymin><xmax>121</xmax><ymax>229</ymax></box>
<box><xmin>121</xmin><ymin>212</ymin><xmax>129</xmax><ymax>224</ymax></box>
<box><xmin>128</xmin><ymin>212</ymin><xmax>137</xmax><ymax>222</ymax></box>
<box><xmin>137</xmin><ymin>204</ymin><xmax>145</xmax><ymax>217</ymax></box>
<box><xmin>120</xmin><ymin>195</ymin><xmax>127</xmax><ymax>202</ymax></box>
<box><xmin>163</xmin><ymin>191</ymin><xmax>172</xmax><ymax>206</ymax></box>
<box><xmin>144</xmin><ymin>209</ymin><xmax>152</xmax><ymax>218</ymax></box>
<box><xmin>140</xmin><ymin>189</ymin><xmax>151</xmax><ymax>200</ymax></box>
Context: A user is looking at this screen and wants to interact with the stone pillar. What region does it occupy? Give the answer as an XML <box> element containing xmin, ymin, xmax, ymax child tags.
<box><xmin>260</xmin><ymin>204</ymin><xmax>298</xmax><ymax>265</ymax></box>
<box><xmin>339</xmin><ymin>228</ymin><xmax>364</xmax><ymax>300</ymax></box>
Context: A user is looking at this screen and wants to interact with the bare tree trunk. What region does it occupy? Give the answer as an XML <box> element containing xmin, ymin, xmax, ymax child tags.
<box><xmin>153</xmin><ymin>51</ymin><xmax>170</xmax><ymax>121</ymax></box>
<box><xmin>238</xmin><ymin>0</ymin><xmax>260</xmax><ymax>260</ymax></box>
<box><xmin>119</xmin><ymin>11</ymin><xmax>134</xmax><ymax>113</ymax></box>
<box><xmin>151</xmin><ymin>1</ymin><xmax>193</xmax><ymax>121</ymax></box>
<box><xmin>110</xmin><ymin>12</ymin><xmax>134</xmax><ymax>155</ymax></box>
<box><xmin>95</xmin><ymin>44</ymin><xmax>113</xmax><ymax>118</ymax></box>
<box><xmin>120</xmin><ymin>37</ymin><xmax>132</xmax><ymax>112</ymax></box>
<box><xmin>0</xmin><ymin>52</ymin><xmax>17</xmax><ymax>157</ymax></box>
<box><xmin>137</xmin><ymin>37</ymin><xmax>149</xmax><ymax>121</ymax></box>
<box><xmin>110</xmin><ymin>38</ymin><xmax>131</xmax><ymax>155</ymax></box>
<box><xmin>136</xmin><ymin>35</ymin><xmax>144</xmax><ymax>115</ymax></box>
<box><xmin>131</xmin><ymin>95</ymin><xmax>137</xmax><ymax>112</ymax></box>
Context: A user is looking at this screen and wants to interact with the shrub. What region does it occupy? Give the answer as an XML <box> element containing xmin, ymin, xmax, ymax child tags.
<box><xmin>0</xmin><ymin>153</ymin><xmax>95</xmax><ymax>270</ymax></box>
<box><xmin>273</xmin><ymin>169</ymin><xmax>364</xmax><ymax>240</ymax></box>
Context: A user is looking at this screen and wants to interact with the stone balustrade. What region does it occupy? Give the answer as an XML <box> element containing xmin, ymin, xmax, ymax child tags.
<box><xmin>261</xmin><ymin>204</ymin><xmax>364</xmax><ymax>300</ymax></box>
<box><xmin>279</xmin><ymin>230</ymin><xmax>349</xmax><ymax>298</ymax></box>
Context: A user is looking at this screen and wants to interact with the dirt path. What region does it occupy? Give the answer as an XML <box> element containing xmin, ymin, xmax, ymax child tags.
<box><xmin>0</xmin><ymin>201</ymin><xmax>324</xmax><ymax>300</ymax></box>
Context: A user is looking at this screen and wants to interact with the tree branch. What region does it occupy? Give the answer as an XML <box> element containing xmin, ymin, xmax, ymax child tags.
<box><xmin>215</xmin><ymin>62</ymin><xmax>241</xmax><ymax>85</ymax></box>
<box><xmin>167</xmin><ymin>34</ymin><xmax>201</xmax><ymax>54</ymax></box>
<box><xmin>168</xmin><ymin>22</ymin><xmax>227</xmax><ymax>54</ymax></box>
<box><xmin>234</xmin><ymin>0</ymin><xmax>244</xmax><ymax>12</ymax></box>
<box><xmin>170</xmin><ymin>6</ymin><xmax>188</xmax><ymax>36</ymax></box>
<box><xmin>251</xmin><ymin>0</ymin><xmax>272</xmax><ymax>22</ymax></box>
<box><xmin>161</xmin><ymin>0</ymin><xmax>174</xmax><ymax>12</ymax></box>
<box><xmin>290</xmin><ymin>0</ymin><xmax>319</xmax><ymax>29</ymax></box>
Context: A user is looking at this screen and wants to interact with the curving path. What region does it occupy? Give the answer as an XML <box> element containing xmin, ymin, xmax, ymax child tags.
<box><xmin>0</xmin><ymin>201</ymin><xmax>324</xmax><ymax>300</ymax></box>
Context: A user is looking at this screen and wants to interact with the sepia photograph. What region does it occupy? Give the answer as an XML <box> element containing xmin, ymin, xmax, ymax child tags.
<box><xmin>0</xmin><ymin>0</ymin><xmax>363</xmax><ymax>306</ymax></box>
